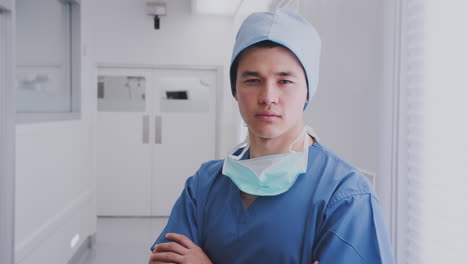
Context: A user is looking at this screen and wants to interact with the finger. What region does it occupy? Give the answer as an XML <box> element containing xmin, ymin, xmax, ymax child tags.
<box><xmin>153</xmin><ymin>242</ymin><xmax>188</xmax><ymax>255</ymax></box>
<box><xmin>149</xmin><ymin>252</ymin><xmax>183</xmax><ymax>263</ymax></box>
<box><xmin>149</xmin><ymin>261</ymin><xmax>175</xmax><ymax>264</ymax></box>
<box><xmin>148</xmin><ymin>259</ymin><xmax>174</xmax><ymax>264</ymax></box>
<box><xmin>165</xmin><ymin>233</ymin><xmax>195</xmax><ymax>249</ymax></box>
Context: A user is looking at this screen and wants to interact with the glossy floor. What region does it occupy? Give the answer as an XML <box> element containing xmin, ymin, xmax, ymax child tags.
<box><xmin>80</xmin><ymin>217</ymin><xmax>168</xmax><ymax>264</ymax></box>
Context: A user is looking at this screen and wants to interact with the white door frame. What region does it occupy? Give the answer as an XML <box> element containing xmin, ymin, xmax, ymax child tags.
<box><xmin>0</xmin><ymin>1</ymin><xmax>15</xmax><ymax>264</ymax></box>
<box><xmin>380</xmin><ymin>0</ymin><xmax>407</xmax><ymax>263</ymax></box>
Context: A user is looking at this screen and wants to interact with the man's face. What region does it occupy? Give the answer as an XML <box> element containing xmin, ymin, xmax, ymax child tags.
<box><xmin>235</xmin><ymin>46</ymin><xmax>308</xmax><ymax>140</ymax></box>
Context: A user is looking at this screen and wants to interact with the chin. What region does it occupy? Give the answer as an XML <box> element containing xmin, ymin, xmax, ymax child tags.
<box><xmin>248</xmin><ymin>125</ymin><xmax>284</xmax><ymax>139</ymax></box>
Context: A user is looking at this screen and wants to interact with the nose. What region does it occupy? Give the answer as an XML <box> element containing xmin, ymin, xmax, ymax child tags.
<box><xmin>258</xmin><ymin>80</ymin><xmax>279</xmax><ymax>105</ymax></box>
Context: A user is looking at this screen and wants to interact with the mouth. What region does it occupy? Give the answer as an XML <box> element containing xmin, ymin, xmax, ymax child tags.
<box><xmin>255</xmin><ymin>112</ymin><xmax>281</xmax><ymax>121</ymax></box>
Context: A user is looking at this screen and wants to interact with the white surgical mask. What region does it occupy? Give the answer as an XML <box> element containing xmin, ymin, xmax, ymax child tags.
<box><xmin>222</xmin><ymin>128</ymin><xmax>311</xmax><ymax>196</ymax></box>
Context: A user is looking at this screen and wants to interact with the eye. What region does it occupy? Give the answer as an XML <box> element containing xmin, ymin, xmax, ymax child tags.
<box><xmin>279</xmin><ymin>79</ymin><xmax>293</xmax><ymax>84</ymax></box>
<box><xmin>244</xmin><ymin>79</ymin><xmax>261</xmax><ymax>84</ymax></box>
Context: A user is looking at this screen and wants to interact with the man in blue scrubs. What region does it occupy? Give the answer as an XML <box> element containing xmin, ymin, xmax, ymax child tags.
<box><xmin>148</xmin><ymin>9</ymin><xmax>394</xmax><ymax>264</ymax></box>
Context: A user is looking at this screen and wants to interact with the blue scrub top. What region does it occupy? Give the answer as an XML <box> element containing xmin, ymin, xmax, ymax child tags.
<box><xmin>150</xmin><ymin>142</ymin><xmax>395</xmax><ymax>263</ymax></box>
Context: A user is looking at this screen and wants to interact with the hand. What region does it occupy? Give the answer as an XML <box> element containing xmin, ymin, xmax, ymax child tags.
<box><xmin>148</xmin><ymin>233</ymin><xmax>212</xmax><ymax>264</ymax></box>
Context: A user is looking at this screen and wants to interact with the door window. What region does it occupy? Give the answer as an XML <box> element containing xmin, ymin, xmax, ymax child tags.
<box><xmin>16</xmin><ymin>0</ymin><xmax>80</xmax><ymax>118</ymax></box>
<box><xmin>98</xmin><ymin>75</ymin><xmax>146</xmax><ymax>112</ymax></box>
<box><xmin>159</xmin><ymin>77</ymin><xmax>210</xmax><ymax>113</ymax></box>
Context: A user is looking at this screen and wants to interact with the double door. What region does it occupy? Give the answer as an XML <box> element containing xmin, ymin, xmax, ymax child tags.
<box><xmin>96</xmin><ymin>66</ymin><xmax>217</xmax><ymax>216</ymax></box>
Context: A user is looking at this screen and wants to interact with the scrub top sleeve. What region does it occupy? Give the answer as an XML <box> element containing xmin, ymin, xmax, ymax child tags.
<box><xmin>313</xmin><ymin>193</ymin><xmax>395</xmax><ymax>264</ymax></box>
<box><xmin>150</xmin><ymin>175</ymin><xmax>200</xmax><ymax>252</ymax></box>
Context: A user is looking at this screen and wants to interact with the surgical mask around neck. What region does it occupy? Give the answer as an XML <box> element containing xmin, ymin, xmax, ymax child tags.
<box><xmin>222</xmin><ymin>128</ymin><xmax>310</xmax><ymax>196</ymax></box>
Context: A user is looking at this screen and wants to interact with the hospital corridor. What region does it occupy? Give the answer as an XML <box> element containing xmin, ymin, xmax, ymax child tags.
<box><xmin>1</xmin><ymin>0</ymin><xmax>468</xmax><ymax>264</ymax></box>
<box><xmin>71</xmin><ymin>217</ymin><xmax>168</xmax><ymax>264</ymax></box>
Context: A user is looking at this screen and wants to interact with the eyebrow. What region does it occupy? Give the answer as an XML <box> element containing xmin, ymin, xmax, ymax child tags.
<box><xmin>275</xmin><ymin>71</ymin><xmax>297</xmax><ymax>77</ymax></box>
<box><xmin>240</xmin><ymin>71</ymin><xmax>297</xmax><ymax>78</ymax></box>
<box><xmin>240</xmin><ymin>71</ymin><xmax>261</xmax><ymax>78</ymax></box>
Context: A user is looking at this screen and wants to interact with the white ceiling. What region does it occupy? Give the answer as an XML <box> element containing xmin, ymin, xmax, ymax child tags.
<box><xmin>191</xmin><ymin>0</ymin><xmax>275</xmax><ymax>16</ymax></box>
<box><xmin>191</xmin><ymin>0</ymin><xmax>242</xmax><ymax>15</ymax></box>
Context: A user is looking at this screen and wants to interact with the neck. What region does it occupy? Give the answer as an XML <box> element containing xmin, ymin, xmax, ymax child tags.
<box><xmin>248</xmin><ymin>124</ymin><xmax>306</xmax><ymax>158</ymax></box>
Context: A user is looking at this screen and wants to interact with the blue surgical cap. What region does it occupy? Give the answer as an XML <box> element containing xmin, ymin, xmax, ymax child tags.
<box><xmin>230</xmin><ymin>9</ymin><xmax>321</xmax><ymax>107</ymax></box>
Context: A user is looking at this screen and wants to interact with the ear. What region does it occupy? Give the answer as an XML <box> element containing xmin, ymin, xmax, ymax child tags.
<box><xmin>303</xmin><ymin>93</ymin><xmax>309</xmax><ymax>110</ymax></box>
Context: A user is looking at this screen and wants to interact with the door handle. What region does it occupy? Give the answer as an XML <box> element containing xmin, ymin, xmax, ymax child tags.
<box><xmin>155</xmin><ymin>115</ymin><xmax>162</xmax><ymax>144</ymax></box>
<box><xmin>142</xmin><ymin>115</ymin><xmax>149</xmax><ymax>144</ymax></box>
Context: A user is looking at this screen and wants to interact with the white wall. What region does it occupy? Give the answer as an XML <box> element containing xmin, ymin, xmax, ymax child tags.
<box><xmin>15</xmin><ymin>122</ymin><xmax>95</xmax><ymax>264</ymax></box>
<box><xmin>299</xmin><ymin>1</ymin><xmax>383</xmax><ymax>181</ymax></box>
<box><xmin>85</xmin><ymin>0</ymin><xmax>239</xmax><ymax>158</ymax></box>
<box><xmin>14</xmin><ymin>1</ymin><xmax>96</xmax><ymax>263</ymax></box>
<box><xmin>299</xmin><ymin>0</ymin><xmax>394</xmax><ymax>243</ymax></box>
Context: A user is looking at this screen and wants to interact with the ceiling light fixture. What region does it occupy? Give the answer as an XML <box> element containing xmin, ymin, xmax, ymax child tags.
<box><xmin>146</xmin><ymin>1</ymin><xmax>167</xmax><ymax>29</ymax></box>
